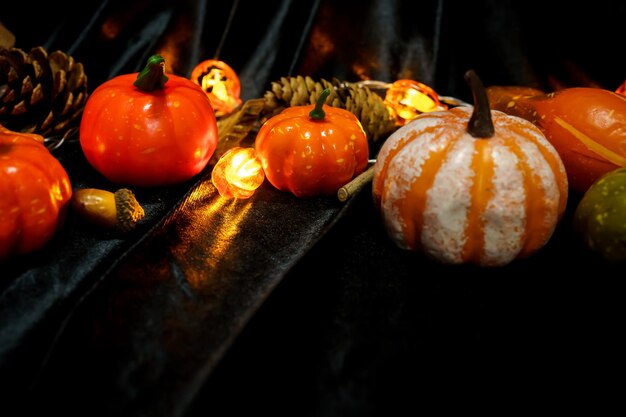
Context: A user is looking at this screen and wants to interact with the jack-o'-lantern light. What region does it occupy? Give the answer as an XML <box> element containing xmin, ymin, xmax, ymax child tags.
<box><xmin>384</xmin><ymin>79</ymin><xmax>447</xmax><ymax>125</ymax></box>
<box><xmin>211</xmin><ymin>147</ymin><xmax>265</xmax><ymax>199</ymax></box>
<box><xmin>191</xmin><ymin>59</ymin><xmax>242</xmax><ymax>117</ymax></box>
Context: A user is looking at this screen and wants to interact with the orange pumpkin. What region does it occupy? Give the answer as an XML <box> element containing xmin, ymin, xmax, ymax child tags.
<box><xmin>0</xmin><ymin>125</ymin><xmax>72</xmax><ymax>260</ymax></box>
<box><xmin>373</xmin><ymin>71</ymin><xmax>568</xmax><ymax>266</ymax></box>
<box><xmin>488</xmin><ymin>86</ymin><xmax>626</xmax><ymax>193</ymax></box>
<box><xmin>255</xmin><ymin>89</ymin><xmax>369</xmax><ymax>198</ymax></box>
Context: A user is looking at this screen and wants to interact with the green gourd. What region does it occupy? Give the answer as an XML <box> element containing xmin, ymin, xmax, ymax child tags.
<box><xmin>574</xmin><ymin>167</ymin><xmax>626</xmax><ymax>262</ymax></box>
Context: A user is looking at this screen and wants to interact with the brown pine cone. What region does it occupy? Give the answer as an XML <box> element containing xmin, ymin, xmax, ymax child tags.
<box><xmin>263</xmin><ymin>75</ymin><xmax>396</xmax><ymax>142</ymax></box>
<box><xmin>0</xmin><ymin>46</ymin><xmax>88</xmax><ymax>136</ymax></box>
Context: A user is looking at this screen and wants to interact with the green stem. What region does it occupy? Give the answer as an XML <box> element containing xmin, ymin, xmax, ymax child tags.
<box><xmin>133</xmin><ymin>55</ymin><xmax>169</xmax><ymax>92</ymax></box>
<box><xmin>309</xmin><ymin>88</ymin><xmax>331</xmax><ymax>120</ymax></box>
<box><xmin>464</xmin><ymin>69</ymin><xmax>494</xmax><ymax>138</ymax></box>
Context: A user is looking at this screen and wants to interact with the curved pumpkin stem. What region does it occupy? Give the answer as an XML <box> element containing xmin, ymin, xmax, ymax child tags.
<box><xmin>465</xmin><ymin>70</ymin><xmax>495</xmax><ymax>138</ymax></box>
<box><xmin>309</xmin><ymin>88</ymin><xmax>331</xmax><ymax>120</ymax></box>
<box><xmin>134</xmin><ymin>55</ymin><xmax>169</xmax><ymax>92</ymax></box>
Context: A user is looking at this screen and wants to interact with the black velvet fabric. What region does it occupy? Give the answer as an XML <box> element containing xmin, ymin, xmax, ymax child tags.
<box><xmin>1</xmin><ymin>1</ymin><xmax>624</xmax><ymax>416</ymax></box>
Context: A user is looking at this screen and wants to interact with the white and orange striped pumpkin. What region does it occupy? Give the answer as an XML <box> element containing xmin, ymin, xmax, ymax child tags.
<box><xmin>372</xmin><ymin>71</ymin><xmax>568</xmax><ymax>266</ymax></box>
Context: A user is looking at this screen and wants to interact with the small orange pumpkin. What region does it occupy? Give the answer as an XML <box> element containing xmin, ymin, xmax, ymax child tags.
<box><xmin>255</xmin><ymin>88</ymin><xmax>369</xmax><ymax>198</ymax></box>
<box><xmin>373</xmin><ymin>71</ymin><xmax>568</xmax><ymax>266</ymax></box>
<box><xmin>0</xmin><ymin>125</ymin><xmax>72</xmax><ymax>260</ymax></box>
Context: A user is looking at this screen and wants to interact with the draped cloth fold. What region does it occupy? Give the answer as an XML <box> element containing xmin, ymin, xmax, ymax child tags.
<box><xmin>0</xmin><ymin>1</ymin><xmax>623</xmax><ymax>416</ymax></box>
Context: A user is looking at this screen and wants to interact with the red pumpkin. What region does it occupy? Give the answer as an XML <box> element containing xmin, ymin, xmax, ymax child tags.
<box><xmin>255</xmin><ymin>88</ymin><xmax>369</xmax><ymax>198</ymax></box>
<box><xmin>373</xmin><ymin>71</ymin><xmax>568</xmax><ymax>266</ymax></box>
<box><xmin>80</xmin><ymin>55</ymin><xmax>217</xmax><ymax>187</ymax></box>
<box><xmin>488</xmin><ymin>86</ymin><xmax>626</xmax><ymax>193</ymax></box>
<box><xmin>0</xmin><ymin>125</ymin><xmax>72</xmax><ymax>260</ymax></box>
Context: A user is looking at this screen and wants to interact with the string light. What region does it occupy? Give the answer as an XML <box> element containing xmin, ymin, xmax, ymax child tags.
<box><xmin>191</xmin><ymin>59</ymin><xmax>242</xmax><ymax>116</ymax></box>
<box><xmin>211</xmin><ymin>148</ymin><xmax>265</xmax><ymax>199</ymax></box>
<box><xmin>384</xmin><ymin>79</ymin><xmax>447</xmax><ymax>125</ymax></box>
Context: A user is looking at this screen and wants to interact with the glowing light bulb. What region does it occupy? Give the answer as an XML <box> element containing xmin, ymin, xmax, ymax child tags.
<box><xmin>211</xmin><ymin>147</ymin><xmax>264</xmax><ymax>199</ymax></box>
<box><xmin>384</xmin><ymin>79</ymin><xmax>447</xmax><ymax>125</ymax></box>
<box><xmin>191</xmin><ymin>59</ymin><xmax>242</xmax><ymax>117</ymax></box>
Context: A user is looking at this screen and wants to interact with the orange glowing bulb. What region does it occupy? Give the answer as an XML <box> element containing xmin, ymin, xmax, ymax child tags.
<box><xmin>384</xmin><ymin>79</ymin><xmax>447</xmax><ymax>125</ymax></box>
<box><xmin>190</xmin><ymin>59</ymin><xmax>242</xmax><ymax>117</ymax></box>
<box><xmin>211</xmin><ymin>147</ymin><xmax>265</xmax><ymax>199</ymax></box>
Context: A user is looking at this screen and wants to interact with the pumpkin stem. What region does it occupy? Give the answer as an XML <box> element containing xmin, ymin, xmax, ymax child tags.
<box><xmin>465</xmin><ymin>70</ymin><xmax>495</xmax><ymax>138</ymax></box>
<box><xmin>309</xmin><ymin>88</ymin><xmax>331</xmax><ymax>120</ymax></box>
<box><xmin>133</xmin><ymin>55</ymin><xmax>169</xmax><ymax>92</ymax></box>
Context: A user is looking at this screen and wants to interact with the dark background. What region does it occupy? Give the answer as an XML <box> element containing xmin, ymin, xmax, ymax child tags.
<box><xmin>1</xmin><ymin>0</ymin><xmax>624</xmax><ymax>416</ymax></box>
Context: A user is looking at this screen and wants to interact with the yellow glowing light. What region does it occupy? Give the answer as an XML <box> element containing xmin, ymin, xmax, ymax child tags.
<box><xmin>201</xmin><ymin>69</ymin><xmax>230</xmax><ymax>103</ymax></box>
<box><xmin>190</xmin><ymin>59</ymin><xmax>242</xmax><ymax>117</ymax></box>
<box><xmin>211</xmin><ymin>147</ymin><xmax>265</xmax><ymax>199</ymax></box>
<box><xmin>384</xmin><ymin>79</ymin><xmax>447</xmax><ymax>126</ymax></box>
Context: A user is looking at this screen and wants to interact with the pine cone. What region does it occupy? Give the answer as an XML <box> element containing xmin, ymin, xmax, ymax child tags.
<box><xmin>263</xmin><ymin>75</ymin><xmax>396</xmax><ymax>142</ymax></box>
<box><xmin>0</xmin><ymin>46</ymin><xmax>88</xmax><ymax>136</ymax></box>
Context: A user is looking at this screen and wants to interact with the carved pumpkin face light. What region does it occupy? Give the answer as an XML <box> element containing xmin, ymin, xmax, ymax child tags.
<box><xmin>191</xmin><ymin>59</ymin><xmax>242</xmax><ymax>117</ymax></box>
<box><xmin>211</xmin><ymin>147</ymin><xmax>265</xmax><ymax>199</ymax></box>
<box><xmin>384</xmin><ymin>79</ymin><xmax>447</xmax><ymax>126</ymax></box>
